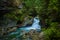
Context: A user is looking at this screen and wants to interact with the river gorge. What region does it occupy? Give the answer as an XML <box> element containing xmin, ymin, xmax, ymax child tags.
<box><xmin>7</xmin><ymin>16</ymin><xmax>41</xmax><ymax>40</ymax></box>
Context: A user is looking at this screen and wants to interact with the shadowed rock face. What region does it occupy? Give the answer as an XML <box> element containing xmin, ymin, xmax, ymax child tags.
<box><xmin>0</xmin><ymin>0</ymin><xmax>22</xmax><ymax>7</ymax></box>
<box><xmin>0</xmin><ymin>0</ymin><xmax>22</xmax><ymax>17</ymax></box>
<box><xmin>0</xmin><ymin>17</ymin><xmax>17</xmax><ymax>27</ymax></box>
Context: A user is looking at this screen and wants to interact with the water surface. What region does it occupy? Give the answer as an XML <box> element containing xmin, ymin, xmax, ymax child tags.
<box><xmin>9</xmin><ymin>17</ymin><xmax>41</xmax><ymax>38</ymax></box>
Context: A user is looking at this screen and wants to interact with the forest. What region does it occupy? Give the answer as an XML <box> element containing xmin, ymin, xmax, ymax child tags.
<box><xmin>0</xmin><ymin>0</ymin><xmax>60</xmax><ymax>40</ymax></box>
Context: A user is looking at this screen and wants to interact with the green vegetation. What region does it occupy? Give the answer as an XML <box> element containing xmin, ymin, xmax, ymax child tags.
<box><xmin>44</xmin><ymin>22</ymin><xmax>60</xmax><ymax>40</ymax></box>
<box><xmin>0</xmin><ymin>0</ymin><xmax>60</xmax><ymax>40</ymax></box>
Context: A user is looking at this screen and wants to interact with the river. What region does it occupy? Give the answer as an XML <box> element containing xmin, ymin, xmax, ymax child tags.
<box><xmin>9</xmin><ymin>17</ymin><xmax>41</xmax><ymax>39</ymax></box>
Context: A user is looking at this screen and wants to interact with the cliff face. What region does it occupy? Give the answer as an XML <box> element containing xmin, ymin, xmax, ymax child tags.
<box><xmin>0</xmin><ymin>0</ymin><xmax>22</xmax><ymax>17</ymax></box>
<box><xmin>0</xmin><ymin>0</ymin><xmax>22</xmax><ymax>7</ymax></box>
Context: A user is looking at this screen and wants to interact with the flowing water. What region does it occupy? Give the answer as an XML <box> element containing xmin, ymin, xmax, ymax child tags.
<box><xmin>9</xmin><ymin>17</ymin><xmax>41</xmax><ymax>39</ymax></box>
<box><xmin>19</xmin><ymin>17</ymin><xmax>41</xmax><ymax>31</ymax></box>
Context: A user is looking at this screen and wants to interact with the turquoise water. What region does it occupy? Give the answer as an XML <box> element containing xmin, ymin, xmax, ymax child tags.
<box><xmin>9</xmin><ymin>17</ymin><xmax>41</xmax><ymax>39</ymax></box>
<box><xmin>19</xmin><ymin>17</ymin><xmax>41</xmax><ymax>31</ymax></box>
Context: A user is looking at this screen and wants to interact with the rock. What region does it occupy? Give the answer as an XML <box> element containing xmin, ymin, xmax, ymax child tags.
<box><xmin>7</xmin><ymin>27</ymin><xmax>17</xmax><ymax>33</ymax></box>
<box><xmin>39</xmin><ymin>32</ymin><xmax>44</xmax><ymax>40</ymax></box>
<box><xmin>23</xmin><ymin>17</ymin><xmax>33</xmax><ymax>26</ymax></box>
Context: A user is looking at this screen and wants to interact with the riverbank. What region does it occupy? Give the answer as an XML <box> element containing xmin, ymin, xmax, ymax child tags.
<box><xmin>7</xmin><ymin>29</ymin><xmax>44</xmax><ymax>40</ymax></box>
